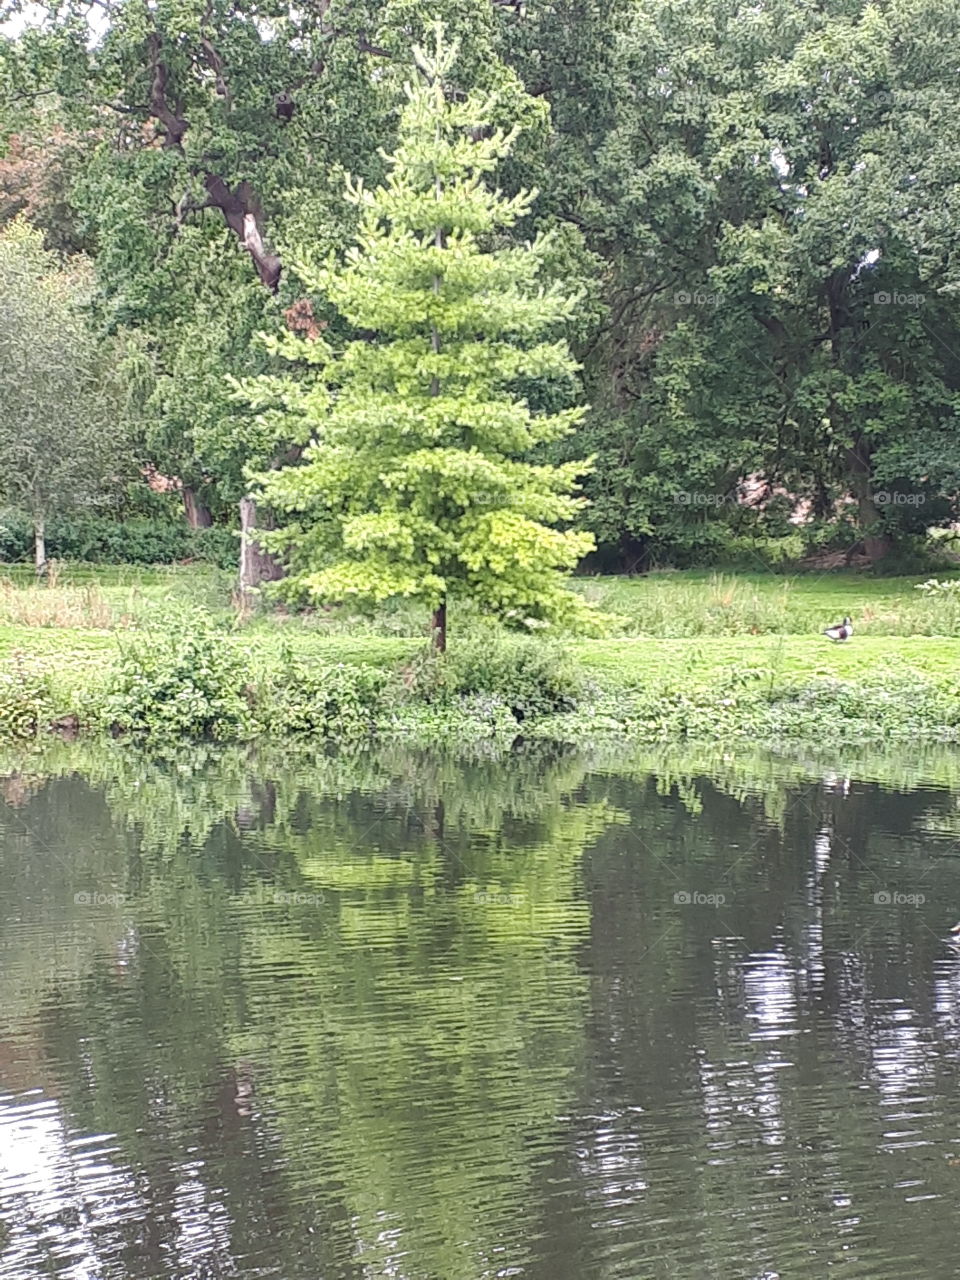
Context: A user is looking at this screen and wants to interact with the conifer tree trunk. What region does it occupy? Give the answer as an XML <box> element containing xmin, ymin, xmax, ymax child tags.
<box><xmin>430</xmin><ymin>162</ymin><xmax>446</xmax><ymax>650</ymax></box>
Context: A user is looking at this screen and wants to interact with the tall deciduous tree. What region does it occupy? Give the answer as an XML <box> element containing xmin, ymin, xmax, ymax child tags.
<box><xmin>565</xmin><ymin>0</ymin><xmax>960</xmax><ymax>566</ymax></box>
<box><xmin>0</xmin><ymin>219</ymin><xmax>131</xmax><ymax>566</ymax></box>
<box><xmin>2</xmin><ymin>0</ymin><xmax>547</xmax><ymax>574</ymax></box>
<box><xmin>251</xmin><ymin>27</ymin><xmax>598</xmax><ymax>649</ymax></box>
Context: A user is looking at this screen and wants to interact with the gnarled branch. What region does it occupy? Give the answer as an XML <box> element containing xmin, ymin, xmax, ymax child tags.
<box><xmin>203</xmin><ymin>174</ymin><xmax>281</xmax><ymax>290</ymax></box>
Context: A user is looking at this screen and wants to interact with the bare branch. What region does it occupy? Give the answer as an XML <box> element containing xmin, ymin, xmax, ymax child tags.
<box><xmin>199</xmin><ymin>35</ymin><xmax>232</xmax><ymax>108</ymax></box>
<box><xmin>147</xmin><ymin>32</ymin><xmax>189</xmax><ymax>149</ymax></box>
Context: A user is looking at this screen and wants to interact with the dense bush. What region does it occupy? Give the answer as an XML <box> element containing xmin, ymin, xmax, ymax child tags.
<box><xmin>410</xmin><ymin>634</ymin><xmax>584</xmax><ymax>722</ymax></box>
<box><xmin>258</xmin><ymin>649</ymin><xmax>390</xmax><ymax>737</ymax></box>
<box><xmin>0</xmin><ymin>512</ymin><xmax>237</xmax><ymax>568</ymax></box>
<box><xmin>102</xmin><ymin>622</ymin><xmax>255</xmax><ymax>739</ymax></box>
<box><xmin>102</xmin><ymin>629</ymin><xmax>393</xmax><ymax>741</ymax></box>
<box><xmin>93</xmin><ymin>634</ymin><xmax>586</xmax><ymax>743</ymax></box>
<box><xmin>0</xmin><ymin>657</ymin><xmax>55</xmax><ymax>739</ymax></box>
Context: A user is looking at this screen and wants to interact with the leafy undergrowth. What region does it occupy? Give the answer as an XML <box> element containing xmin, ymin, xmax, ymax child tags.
<box><xmin>0</xmin><ymin>656</ymin><xmax>56</xmax><ymax>739</ymax></box>
<box><xmin>0</xmin><ymin>621</ymin><xmax>958</xmax><ymax>746</ymax></box>
<box><xmin>532</xmin><ymin>666</ymin><xmax>960</xmax><ymax>745</ymax></box>
<box><xmin>2</xmin><ymin>566</ymin><xmax>960</xmax><ymax>743</ymax></box>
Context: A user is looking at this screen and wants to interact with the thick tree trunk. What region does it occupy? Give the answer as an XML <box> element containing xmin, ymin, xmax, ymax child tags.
<box><xmin>431</xmin><ymin>598</ymin><xmax>447</xmax><ymax>652</ymax></box>
<box><xmin>826</xmin><ymin>276</ymin><xmax>891</xmax><ymax>562</ymax></box>
<box><xmin>33</xmin><ymin>515</ymin><xmax>45</xmax><ymax>575</ymax></box>
<box><xmin>618</xmin><ymin>532</ymin><xmax>647</xmax><ymax>575</ymax></box>
<box><xmin>182</xmin><ymin>487</ymin><xmax>213</xmax><ymax>528</ymax></box>
<box><xmin>239</xmin><ymin>497</ymin><xmax>284</xmax><ymax>598</ymax></box>
<box><xmin>845</xmin><ymin>437</ymin><xmax>891</xmax><ymax>562</ymax></box>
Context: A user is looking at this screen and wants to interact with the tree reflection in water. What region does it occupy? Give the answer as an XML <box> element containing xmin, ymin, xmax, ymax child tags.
<box><xmin>2</xmin><ymin>741</ymin><xmax>960</xmax><ymax>1277</ymax></box>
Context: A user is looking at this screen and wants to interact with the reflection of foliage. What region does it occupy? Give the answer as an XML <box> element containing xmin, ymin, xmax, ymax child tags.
<box><xmin>227</xmin><ymin>794</ymin><xmax>620</xmax><ymax>1275</ymax></box>
<box><xmin>0</xmin><ymin>737</ymin><xmax>626</xmax><ymax>1277</ymax></box>
<box><xmin>9</xmin><ymin>735</ymin><xmax>960</xmax><ymax>853</ymax></box>
<box><xmin>6</xmin><ymin>741</ymin><xmax>960</xmax><ymax>1275</ymax></box>
<box><xmin>592</xmin><ymin>740</ymin><xmax>960</xmax><ymax>828</ymax></box>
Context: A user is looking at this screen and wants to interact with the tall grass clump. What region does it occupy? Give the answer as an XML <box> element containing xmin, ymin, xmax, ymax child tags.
<box><xmin>577</xmin><ymin>573</ymin><xmax>802</xmax><ymax>637</ymax></box>
<box><xmin>0</xmin><ymin>577</ymin><xmax>121</xmax><ymax>629</ymax></box>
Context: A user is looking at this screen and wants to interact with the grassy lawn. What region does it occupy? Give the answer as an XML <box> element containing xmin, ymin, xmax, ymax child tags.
<box><xmin>3</xmin><ymin>563</ymin><xmax>960</xmax><ymax>726</ymax></box>
<box><xmin>5</xmin><ymin>563</ymin><xmax>960</xmax><ymax>639</ymax></box>
<box><xmin>573</xmin><ymin>568</ymin><xmax>960</xmax><ymax>637</ymax></box>
<box><xmin>575</xmin><ymin>634</ymin><xmax>960</xmax><ymax>684</ymax></box>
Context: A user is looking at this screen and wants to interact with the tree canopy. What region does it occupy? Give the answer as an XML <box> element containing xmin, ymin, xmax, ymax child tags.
<box><xmin>2</xmin><ymin>0</ymin><xmax>960</xmax><ymax>574</ymax></box>
<box><xmin>0</xmin><ymin>218</ymin><xmax>132</xmax><ymax>565</ymax></box>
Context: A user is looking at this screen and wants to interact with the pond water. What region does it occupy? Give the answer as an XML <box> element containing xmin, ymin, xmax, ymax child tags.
<box><xmin>3</xmin><ymin>740</ymin><xmax>960</xmax><ymax>1279</ymax></box>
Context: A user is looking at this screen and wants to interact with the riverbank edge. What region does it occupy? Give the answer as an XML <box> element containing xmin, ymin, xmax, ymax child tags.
<box><xmin>5</xmin><ymin>630</ymin><xmax>960</xmax><ymax>746</ymax></box>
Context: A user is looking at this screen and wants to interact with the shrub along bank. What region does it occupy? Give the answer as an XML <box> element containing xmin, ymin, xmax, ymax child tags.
<box><xmin>3</xmin><ymin>620</ymin><xmax>960</xmax><ymax>746</ymax></box>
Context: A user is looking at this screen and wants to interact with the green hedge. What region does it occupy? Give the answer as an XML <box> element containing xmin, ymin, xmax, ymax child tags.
<box><xmin>0</xmin><ymin>513</ymin><xmax>237</xmax><ymax>568</ymax></box>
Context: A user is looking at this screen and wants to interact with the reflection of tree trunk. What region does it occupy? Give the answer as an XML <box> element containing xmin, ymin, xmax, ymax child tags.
<box><xmin>182</xmin><ymin>486</ymin><xmax>213</xmax><ymax>528</ymax></box>
<box><xmin>430</xmin><ymin>797</ymin><xmax>445</xmax><ymax>843</ymax></box>
<box><xmin>33</xmin><ymin>515</ymin><xmax>45</xmax><ymax>573</ymax></box>
<box><xmin>239</xmin><ymin>496</ymin><xmax>283</xmax><ymax>597</ymax></box>
<box><xmin>845</xmin><ymin>436</ymin><xmax>890</xmax><ymax>561</ymax></box>
<box><xmin>251</xmin><ymin>780</ymin><xmax>277</xmax><ymax>826</ymax></box>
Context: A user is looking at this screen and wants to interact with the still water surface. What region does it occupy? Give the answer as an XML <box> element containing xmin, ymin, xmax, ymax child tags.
<box><xmin>3</xmin><ymin>741</ymin><xmax>960</xmax><ymax>1279</ymax></box>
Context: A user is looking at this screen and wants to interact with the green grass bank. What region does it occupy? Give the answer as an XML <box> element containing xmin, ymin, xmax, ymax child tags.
<box><xmin>3</xmin><ymin>564</ymin><xmax>960</xmax><ymax>744</ymax></box>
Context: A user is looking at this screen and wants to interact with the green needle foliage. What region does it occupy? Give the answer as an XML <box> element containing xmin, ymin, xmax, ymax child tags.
<box><xmin>251</xmin><ymin>24</ymin><xmax>599</xmax><ymax>649</ymax></box>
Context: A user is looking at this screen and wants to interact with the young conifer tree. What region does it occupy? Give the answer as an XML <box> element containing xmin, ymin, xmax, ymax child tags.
<box><xmin>254</xmin><ymin>23</ymin><xmax>598</xmax><ymax>650</ymax></box>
